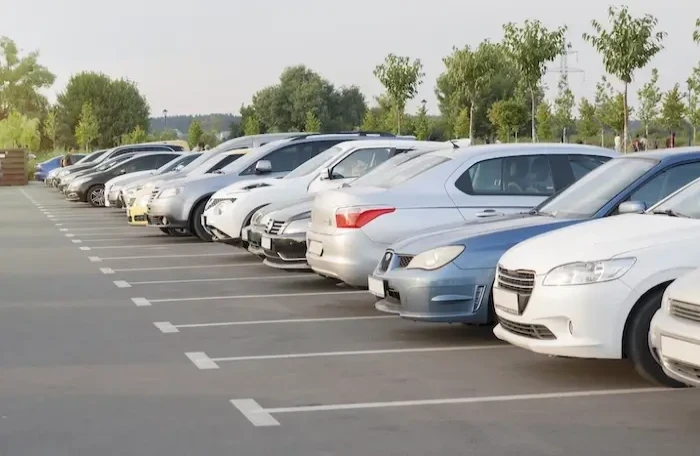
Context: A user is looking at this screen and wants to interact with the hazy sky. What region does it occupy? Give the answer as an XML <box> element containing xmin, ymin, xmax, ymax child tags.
<box><xmin>1</xmin><ymin>0</ymin><xmax>698</xmax><ymax>117</ymax></box>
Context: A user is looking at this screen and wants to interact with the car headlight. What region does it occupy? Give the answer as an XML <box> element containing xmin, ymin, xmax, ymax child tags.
<box><xmin>157</xmin><ymin>186</ymin><xmax>184</xmax><ymax>199</ymax></box>
<box><xmin>214</xmin><ymin>200</ymin><xmax>232</xmax><ymax>215</ymax></box>
<box><xmin>542</xmin><ymin>258</ymin><xmax>636</xmax><ymax>286</ymax></box>
<box><xmin>406</xmin><ymin>245</ymin><xmax>465</xmax><ymax>271</ymax></box>
<box><xmin>57</xmin><ymin>170</ymin><xmax>70</xmax><ymax>177</ymax></box>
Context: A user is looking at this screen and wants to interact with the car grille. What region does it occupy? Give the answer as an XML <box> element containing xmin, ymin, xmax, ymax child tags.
<box><xmin>265</xmin><ymin>220</ymin><xmax>284</xmax><ymax>235</ymax></box>
<box><xmin>378</xmin><ymin>251</ymin><xmax>394</xmax><ymax>272</ymax></box>
<box><xmin>666</xmin><ymin>359</ymin><xmax>700</xmax><ymax>382</ymax></box>
<box><xmin>396</xmin><ymin>255</ymin><xmax>413</xmax><ymax>268</ymax></box>
<box><xmin>498</xmin><ymin>316</ymin><xmax>556</xmax><ymax>340</ymax></box>
<box><xmin>497</xmin><ymin>265</ymin><xmax>535</xmax><ymax>294</ymax></box>
<box><xmin>148</xmin><ymin>188</ymin><xmax>159</xmax><ymax>204</ymax></box>
<box><xmin>206</xmin><ymin>197</ymin><xmax>235</xmax><ymax>211</ymax></box>
<box><xmin>669</xmin><ymin>299</ymin><xmax>700</xmax><ymax>323</ymax></box>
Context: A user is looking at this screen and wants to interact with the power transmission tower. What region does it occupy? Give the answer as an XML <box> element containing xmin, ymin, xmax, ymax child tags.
<box><xmin>546</xmin><ymin>51</ymin><xmax>586</xmax><ymax>142</ymax></box>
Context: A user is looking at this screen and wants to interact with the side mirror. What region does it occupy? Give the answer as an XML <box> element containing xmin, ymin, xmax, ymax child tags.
<box><xmin>618</xmin><ymin>200</ymin><xmax>647</xmax><ymax>214</ymax></box>
<box><xmin>319</xmin><ymin>167</ymin><xmax>331</xmax><ymax>180</ymax></box>
<box><xmin>174</xmin><ymin>165</ymin><xmax>184</xmax><ymax>171</ymax></box>
<box><xmin>255</xmin><ymin>160</ymin><xmax>272</xmax><ymax>174</ymax></box>
<box><xmin>119</xmin><ymin>169</ymin><xmax>127</xmax><ymax>175</ymax></box>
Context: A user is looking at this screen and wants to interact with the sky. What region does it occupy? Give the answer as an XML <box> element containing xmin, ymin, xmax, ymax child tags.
<box><xmin>1</xmin><ymin>0</ymin><xmax>698</xmax><ymax>118</ymax></box>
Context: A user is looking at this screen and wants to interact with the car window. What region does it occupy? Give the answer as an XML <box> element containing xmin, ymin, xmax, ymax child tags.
<box><xmin>154</xmin><ymin>154</ymin><xmax>177</xmax><ymax>168</ymax></box>
<box><xmin>331</xmin><ymin>147</ymin><xmax>395</xmax><ymax>179</ymax></box>
<box><xmin>285</xmin><ymin>146</ymin><xmax>343</xmax><ymax>179</ymax></box>
<box><xmin>121</xmin><ymin>155</ymin><xmax>159</xmax><ymax>173</ymax></box>
<box><xmin>243</xmin><ymin>140</ymin><xmax>341</xmax><ymax>175</ymax></box>
<box><xmin>627</xmin><ymin>161</ymin><xmax>700</xmax><ymax>205</ymax></box>
<box><xmin>376</xmin><ymin>154</ymin><xmax>452</xmax><ymax>189</ymax></box>
<box><xmin>457</xmin><ymin>155</ymin><xmax>554</xmax><ymax>195</ymax></box>
<box><xmin>207</xmin><ymin>153</ymin><xmax>243</xmax><ymax>173</ymax></box>
<box><xmin>568</xmin><ymin>155</ymin><xmax>611</xmax><ymax>180</ymax></box>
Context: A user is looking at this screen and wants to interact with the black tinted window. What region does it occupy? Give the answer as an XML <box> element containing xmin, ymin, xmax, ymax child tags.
<box><xmin>628</xmin><ymin>162</ymin><xmax>700</xmax><ymax>205</ymax></box>
<box><xmin>248</xmin><ymin>140</ymin><xmax>342</xmax><ymax>174</ymax></box>
<box><xmin>207</xmin><ymin>154</ymin><xmax>243</xmax><ymax>173</ymax></box>
<box><xmin>457</xmin><ymin>155</ymin><xmax>554</xmax><ymax>195</ymax></box>
<box><xmin>122</xmin><ymin>155</ymin><xmax>159</xmax><ymax>173</ymax></box>
<box><xmin>154</xmin><ymin>154</ymin><xmax>177</xmax><ymax>168</ymax></box>
<box><xmin>569</xmin><ymin>155</ymin><xmax>611</xmax><ymax>180</ymax></box>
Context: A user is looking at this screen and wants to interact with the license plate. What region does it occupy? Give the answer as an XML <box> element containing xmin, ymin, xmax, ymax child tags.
<box><xmin>661</xmin><ymin>336</ymin><xmax>700</xmax><ymax>367</ymax></box>
<box><xmin>308</xmin><ymin>240</ymin><xmax>323</xmax><ymax>256</ymax></box>
<box><xmin>493</xmin><ymin>287</ymin><xmax>520</xmax><ymax>315</ymax></box>
<box><xmin>241</xmin><ymin>229</ymin><xmax>249</xmax><ymax>241</ymax></box>
<box><xmin>261</xmin><ymin>235</ymin><xmax>271</xmax><ymax>250</ymax></box>
<box><xmin>368</xmin><ymin>276</ymin><xmax>386</xmax><ymax>298</ymax></box>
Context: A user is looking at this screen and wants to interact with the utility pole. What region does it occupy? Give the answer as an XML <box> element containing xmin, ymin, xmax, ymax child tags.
<box><xmin>547</xmin><ymin>50</ymin><xmax>586</xmax><ymax>143</ymax></box>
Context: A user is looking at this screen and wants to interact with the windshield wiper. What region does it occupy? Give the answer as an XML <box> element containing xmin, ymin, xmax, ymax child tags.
<box><xmin>527</xmin><ymin>209</ymin><xmax>556</xmax><ymax>217</ymax></box>
<box><xmin>651</xmin><ymin>209</ymin><xmax>690</xmax><ymax>218</ymax></box>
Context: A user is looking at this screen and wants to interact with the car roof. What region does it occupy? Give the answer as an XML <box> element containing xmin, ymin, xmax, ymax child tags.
<box><xmin>332</xmin><ymin>139</ymin><xmax>446</xmax><ymax>150</ymax></box>
<box><xmin>430</xmin><ymin>142</ymin><xmax>618</xmax><ymax>161</ymax></box>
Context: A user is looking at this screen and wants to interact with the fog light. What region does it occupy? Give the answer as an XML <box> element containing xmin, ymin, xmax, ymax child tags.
<box><xmin>568</xmin><ymin>321</ymin><xmax>574</xmax><ymax>335</ymax></box>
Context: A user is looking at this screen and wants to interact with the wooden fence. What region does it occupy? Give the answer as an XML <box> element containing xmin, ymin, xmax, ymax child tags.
<box><xmin>0</xmin><ymin>149</ymin><xmax>28</xmax><ymax>186</ymax></box>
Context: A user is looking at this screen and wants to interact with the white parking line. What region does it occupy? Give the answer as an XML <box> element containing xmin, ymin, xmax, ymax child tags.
<box><xmin>230</xmin><ymin>387</ymin><xmax>675</xmax><ymax>427</ymax></box>
<box><xmin>73</xmin><ymin>237</ymin><xmax>170</xmax><ymax>242</ymax></box>
<box><xmin>65</xmin><ymin>233</ymin><xmax>75</xmax><ymax>237</ymax></box>
<box><xmin>100</xmin><ymin>267</ymin><xmax>114</xmax><ymax>274</ymax></box>
<box><xmin>145</xmin><ymin>290</ymin><xmax>368</xmax><ymax>304</ymax></box>
<box><xmin>89</xmin><ymin>256</ymin><xmax>102</xmax><ymax>262</ymax></box>
<box><xmin>186</xmin><ymin>352</ymin><xmax>220</xmax><ymax>369</ymax></box>
<box><xmin>98</xmin><ymin>253</ymin><xmax>247</xmax><ymax>261</ymax></box>
<box><xmin>85</xmin><ymin>243</ymin><xmax>202</xmax><ymax>250</ymax></box>
<box><xmin>79</xmin><ymin>246</ymin><xmax>91</xmax><ymax>251</ymax></box>
<box><xmin>131</xmin><ymin>297</ymin><xmax>151</xmax><ymax>306</ymax></box>
<box><xmin>125</xmin><ymin>274</ymin><xmax>315</xmax><ymax>286</ymax></box>
<box><xmin>104</xmin><ymin>262</ymin><xmax>260</xmax><ymax>272</ymax></box>
<box><xmin>61</xmin><ymin>227</ymin><xmax>138</xmax><ymax>232</ymax></box>
<box><xmin>154</xmin><ymin>315</ymin><xmax>394</xmax><ymax>333</ymax></box>
<box><xmin>71</xmin><ymin>239</ymin><xmax>82</xmax><ymax>243</ymax></box>
<box><xmin>187</xmin><ymin>345</ymin><xmax>508</xmax><ymax>368</ymax></box>
<box><xmin>113</xmin><ymin>280</ymin><xmax>131</xmax><ymax>288</ymax></box>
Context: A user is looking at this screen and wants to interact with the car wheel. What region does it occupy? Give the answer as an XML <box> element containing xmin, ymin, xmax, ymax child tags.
<box><xmin>191</xmin><ymin>200</ymin><xmax>213</xmax><ymax>242</ymax></box>
<box><xmin>87</xmin><ymin>185</ymin><xmax>105</xmax><ymax>207</ymax></box>
<box><xmin>625</xmin><ymin>287</ymin><xmax>686</xmax><ymax>388</ymax></box>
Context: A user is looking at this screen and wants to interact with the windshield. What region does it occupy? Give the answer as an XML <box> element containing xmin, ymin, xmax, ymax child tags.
<box><xmin>650</xmin><ymin>177</ymin><xmax>700</xmax><ymax>218</ymax></box>
<box><xmin>285</xmin><ymin>146</ymin><xmax>343</xmax><ymax>179</ymax></box>
<box><xmin>96</xmin><ymin>155</ymin><xmax>132</xmax><ymax>172</ymax></box>
<box><xmin>351</xmin><ymin>150</ymin><xmax>432</xmax><ymax>187</ymax></box>
<box><xmin>80</xmin><ymin>150</ymin><xmax>107</xmax><ymax>163</ymax></box>
<box><xmin>372</xmin><ymin>154</ymin><xmax>451</xmax><ymax>189</ymax></box>
<box><xmin>220</xmin><ymin>139</ymin><xmax>294</xmax><ymax>174</ymax></box>
<box><xmin>536</xmin><ymin>157</ymin><xmax>658</xmax><ymax>218</ymax></box>
<box><xmin>156</xmin><ymin>154</ymin><xmax>198</xmax><ymax>174</ymax></box>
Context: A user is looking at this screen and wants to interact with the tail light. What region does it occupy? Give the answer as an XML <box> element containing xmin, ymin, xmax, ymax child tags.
<box><xmin>335</xmin><ymin>207</ymin><xmax>395</xmax><ymax>229</ymax></box>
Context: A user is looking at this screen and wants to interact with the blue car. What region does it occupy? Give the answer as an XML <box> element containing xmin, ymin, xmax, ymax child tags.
<box><xmin>35</xmin><ymin>154</ymin><xmax>86</xmax><ymax>181</ymax></box>
<box><xmin>370</xmin><ymin>147</ymin><xmax>700</xmax><ymax>324</ymax></box>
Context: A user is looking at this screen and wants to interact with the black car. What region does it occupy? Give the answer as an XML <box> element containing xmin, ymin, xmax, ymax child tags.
<box><xmin>66</xmin><ymin>152</ymin><xmax>182</xmax><ymax>206</ymax></box>
<box><xmin>55</xmin><ymin>142</ymin><xmax>185</xmax><ymax>189</ymax></box>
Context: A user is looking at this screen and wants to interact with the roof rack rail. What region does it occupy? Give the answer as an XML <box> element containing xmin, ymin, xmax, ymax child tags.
<box><xmin>288</xmin><ymin>131</ymin><xmax>396</xmax><ymax>141</ymax></box>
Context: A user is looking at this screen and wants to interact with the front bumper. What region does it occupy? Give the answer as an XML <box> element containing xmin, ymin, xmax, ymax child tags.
<box><xmin>371</xmin><ymin>262</ymin><xmax>494</xmax><ymax>324</ymax></box>
<box><xmin>146</xmin><ymin>197</ymin><xmax>189</xmax><ymax>229</ymax></box>
<box><xmin>306</xmin><ymin>229</ymin><xmax>387</xmax><ymax>288</ymax></box>
<box><xmin>65</xmin><ymin>186</ymin><xmax>88</xmax><ymax>202</ymax></box>
<box><xmin>492</xmin><ymin>279</ymin><xmax>634</xmax><ymax>359</ymax></box>
<box><xmin>261</xmin><ymin>232</ymin><xmax>310</xmax><ymax>271</ymax></box>
<box><xmin>650</xmin><ymin>310</ymin><xmax>700</xmax><ymax>387</ymax></box>
<box><xmin>127</xmin><ymin>204</ymin><xmax>148</xmax><ymax>226</ymax></box>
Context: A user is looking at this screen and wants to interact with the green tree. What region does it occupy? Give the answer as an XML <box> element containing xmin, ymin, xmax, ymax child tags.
<box><xmin>413</xmin><ymin>101</ymin><xmax>430</xmax><ymax>140</ymax></box>
<box><xmin>583</xmin><ymin>5</ymin><xmax>665</xmax><ymax>152</ymax></box>
<box><xmin>488</xmin><ymin>99</ymin><xmax>527</xmax><ymax>142</ymax></box>
<box><xmin>0</xmin><ymin>110</ymin><xmax>40</xmax><ymax>150</ymax></box>
<box><xmin>453</xmin><ymin>108</ymin><xmax>470</xmax><ymax>138</ymax></box>
<box><xmin>157</xmin><ymin>129</ymin><xmax>178</xmax><ymax>141</ymax></box>
<box><xmin>55</xmin><ymin>72</ymin><xmax>150</xmax><ymax>148</ymax></box>
<box><xmin>304</xmin><ymin>110</ymin><xmax>321</xmax><ymax>132</ymax></box>
<box><xmin>594</xmin><ymin>76</ymin><xmax>626</xmax><ymax>140</ymax></box>
<box><xmin>74</xmin><ymin>102</ymin><xmax>100</xmax><ymax>151</ymax></box>
<box><xmin>536</xmin><ymin>102</ymin><xmax>554</xmax><ymax>141</ymax></box>
<box><xmin>243</xmin><ymin>114</ymin><xmax>260</xmax><ymax>136</ymax></box>
<box><xmin>503</xmin><ymin>20</ymin><xmax>568</xmax><ymax>142</ymax></box>
<box><xmin>637</xmin><ymin>68</ymin><xmax>662</xmax><ymax>137</ymax></box>
<box><xmin>43</xmin><ymin>109</ymin><xmax>58</xmax><ymax>150</ymax></box>
<box><xmin>0</xmin><ymin>37</ymin><xmax>55</xmax><ymax>119</ymax></box>
<box><xmin>199</xmin><ymin>130</ymin><xmax>220</xmax><ymax>148</ymax></box>
<box><xmin>121</xmin><ymin>125</ymin><xmax>148</xmax><ymax>145</ymax></box>
<box><xmin>440</xmin><ymin>41</ymin><xmax>502</xmax><ymax>140</ymax></box>
<box><xmin>187</xmin><ymin>120</ymin><xmax>204</xmax><ymax>148</ymax></box>
<box><xmin>553</xmin><ymin>74</ymin><xmax>575</xmax><ymax>141</ymax></box>
<box><xmin>694</xmin><ymin>18</ymin><xmax>700</xmax><ymax>44</ymax></box>
<box><xmin>227</xmin><ymin>120</ymin><xmax>242</xmax><ymax>139</ymax></box>
<box><xmin>577</xmin><ymin>98</ymin><xmax>599</xmax><ymax>142</ymax></box>
<box><xmin>687</xmin><ymin>66</ymin><xmax>700</xmax><ymax>145</ymax></box>
<box><xmin>360</xmin><ymin>110</ymin><xmax>382</xmax><ymax>131</ymax></box>
<box><xmin>660</xmin><ymin>84</ymin><xmax>686</xmax><ymax>133</ymax></box>
<box><xmin>373</xmin><ymin>54</ymin><xmax>425</xmax><ymax>134</ymax></box>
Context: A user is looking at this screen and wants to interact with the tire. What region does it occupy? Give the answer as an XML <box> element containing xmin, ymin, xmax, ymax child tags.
<box><xmin>87</xmin><ymin>185</ymin><xmax>105</xmax><ymax>207</ymax></box>
<box><xmin>168</xmin><ymin>228</ymin><xmax>190</xmax><ymax>237</ymax></box>
<box><xmin>625</xmin><ymin>287</ymin><xmax>687</xmax><ymax>388</ymax></box>
<box><xmin>159</xmin><ymin>228</ymin><xmax>171</xmax><ymax>235</ymax></box>
<box><xmin>190</xmin><ymin>199</ymin><xmax>213</xmax><ymax>242</ymax></box>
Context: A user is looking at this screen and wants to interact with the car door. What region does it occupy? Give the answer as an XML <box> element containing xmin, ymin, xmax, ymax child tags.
<box><xmin>447</xmin><ymin>153</ymin><xmax>562</xmax><ymax>220</ymax></box>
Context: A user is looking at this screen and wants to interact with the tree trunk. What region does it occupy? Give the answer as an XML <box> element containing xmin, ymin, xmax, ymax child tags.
<box><xmin>601</xmin><ymin>129</ymin><xmax>605</xmax><ymax>147</ymax></box>
<box><xmin>396</xmin><ymin>104</ymin><xmax>401</xmax><ymax>135</ymax></box>
<box><xmin>694</xmin><ymin>125</ymin><xmax>697</xmax><ymax>146</ymax></box>
<box><xmin>468</xmin><ymin>102</ymin><xmax>475</xmax><ymax>141</ymax></box>
<box><xmin>530</xmin><ymin>89</ymin><xmax>536</xmax><ymax>142</ymax></box>
<box><xmin>645</xmin><ymin>123</ymin><xmax>649</xmax><ymax>138</ymax></box>
<box><xmin>623</xmin><ymin>83</ymin><xmax>629</xmax><ymax>153</ymax></box>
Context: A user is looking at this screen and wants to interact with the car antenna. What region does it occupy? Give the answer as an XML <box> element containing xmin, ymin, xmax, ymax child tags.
<box><xmin>449</xmin><ymin>139</ymin><xmax>458</xmax><ymax>148</ymax></box>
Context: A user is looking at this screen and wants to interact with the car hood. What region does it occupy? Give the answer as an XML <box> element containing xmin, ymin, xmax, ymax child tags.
<box><xmin>267</xmin><ymin>196</ymin><xmax>315</xmax><ymax>221</ymax></box>
<box><xmin>390</xmin><ymin>214</ymin><xmax>584</xmax><ymax>254</ymax></box>
<box><xmin>499</xmin><ymin>214</ymin><xmax>700</xmax><ymax>274</ymax></box>
<box><xmin>160</xmin><ymin>172</ymin><xmax>243</xmax><ymax>192</ymax></box>
<box><xmin>214</xmin><ymin>176</ymin><xmax>289</xmax><ymax>198</ymax></box>
<box><xmin>106</xmin><ymin>170</ymin><xmax>153</xmax><ymax>188</ymax></box>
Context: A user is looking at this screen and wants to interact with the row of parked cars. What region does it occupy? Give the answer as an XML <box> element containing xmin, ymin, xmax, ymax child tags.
<box><xmin>43</xmin><ymin>133</ymin><xmax>700</xmax><ymax>389</ymax></box>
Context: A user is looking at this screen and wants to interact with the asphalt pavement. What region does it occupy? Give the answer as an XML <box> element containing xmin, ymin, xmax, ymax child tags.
<box><xmin>1</xmin><ymin>182</ymin><xmax>700</xmax><ymax>456</ymax></box>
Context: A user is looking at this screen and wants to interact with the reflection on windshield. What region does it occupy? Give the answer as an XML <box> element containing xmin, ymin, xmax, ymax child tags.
<box><xmin>536</xmin><ymin>157</ymin><xmax>657</xmax><ymax>218</ymax></box>
<box><xmin>650</xmin><ymin>178</ymin><xmax>700</xmax><ymax>219</ymax></box>
<box><xmin>352</xmin><ymin>152</ymin><xmax>436</xmax><ymax>187</ymax></box>
<box><xmin>286</xmin><ymin>146</ymin><xmax>342</xmax><ymax>179</ymax></box>
<box><xmin>376</xmin><ymin>155</ymin><xmax>451</xmax><ymax>188</ymax></box>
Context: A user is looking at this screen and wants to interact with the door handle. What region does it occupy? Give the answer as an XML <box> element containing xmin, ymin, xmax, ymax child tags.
<box><xmin>475</xmin><ymin>209</ymin><xmax>504</xmax><ymax>218</ymax></box>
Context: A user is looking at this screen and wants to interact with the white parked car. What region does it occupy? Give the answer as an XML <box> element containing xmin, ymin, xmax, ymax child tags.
<box><xmin>492</xmin><ymin>166</ymin><xmax>700</xmax><ymax>387</ymax></box>
<box><xmin>201</xmin><ymin>139</ymin><xmax>445</xmax><ymax>245</ymax></box>
<box><xmin>306</xmin><ymin>143</ymin><xmax>617</xmax><ymax>287</ymax></box>
<box><xmin>650</xmin><ymin>268</ymin><xmax>700</xmax><ymax>387</ymax></box>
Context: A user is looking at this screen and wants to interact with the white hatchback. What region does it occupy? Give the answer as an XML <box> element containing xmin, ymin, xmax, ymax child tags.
<box><xmin>493</xmin><ymin>173</ymin><xmax>700</xmax><ymax>386</ymax></box>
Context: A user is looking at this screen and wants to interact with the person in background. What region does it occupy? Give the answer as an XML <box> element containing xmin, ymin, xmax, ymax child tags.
<box><xmin>672</xmin><ymin>132</ymin><xmax>676</xmax><ymax>148</ymax></box>
<box><xmin>61</xmin><ymin>149</ymin><xmax>74</xmax><ymax>167</ymax></box>
<box><xmin>632</xmin><ymin>135</ymin><xmax>641</xmax><ymax>152</ymax></box>
<box><xmin>614</xmin><ymin>133</ymin><xmax>621</xmax><ymax>153</ymax></box>
<box><xmin>640</xmin><ymin>136</ymin><xmax>647</xmax><ymax>151</ymax></box>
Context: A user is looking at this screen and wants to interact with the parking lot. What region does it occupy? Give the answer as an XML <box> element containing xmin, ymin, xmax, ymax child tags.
<box><xmin>2</xmin><ymin>182</ymin><xmax>700</xmax><ymax>455</ymax></box>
